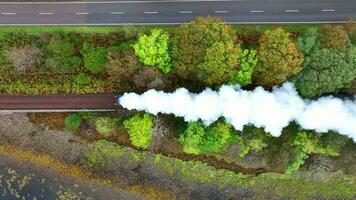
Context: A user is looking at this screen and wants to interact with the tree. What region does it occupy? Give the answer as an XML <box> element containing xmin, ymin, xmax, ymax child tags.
<box><xmin>320</xmin><ymin>25</ymin><xmax>350</xmax><ymax>52</ymax></box>
<box><xmin>171</xmin><ymin>17</ymin><xmax>241</xmax><ymax>86</ymax></box>
<box><xmin>254</xmin><ymin>28</ymin><xmax>304</xmax><ymax>86</ymax></box>
<box><xmin>82</xmin><ymin>42</ymin><xmax>107</xmax><ymax>73</ymax></box>
<box><xmin>6</xmin><ymin>45</ymin><xmax>42</xmax><ymax>73</ymax></box>
<box><xmin>134</xmin><ymin>28</ymin><xmax>171</xmax><ymax>73</ymax></box>
<box><xmin>293</xmin><ymin>47</ymin><xmax>356</xmax><ymax>98</ymax></box>
<box><xmin>344</xmin><ymin>20</ymin><xmax>356</xmax><ymax>44</ymax></box>
<box><xmin>297</xmin><ymin>27</ymin><xmax>319</xmax><ymax>55</ymax></box>
<box><xmin>124</xmin><ymin>113</ymin><xmax>153</xmax><ymax>149</ymax></box>
<box><xmin>229</xmin><ymin>49</ymin><xmax>257</xmax><ymax>86</ymax></box>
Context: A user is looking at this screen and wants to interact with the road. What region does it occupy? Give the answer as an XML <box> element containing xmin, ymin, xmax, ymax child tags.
<box><xmin>0</xmin><ymin>94</ymin><xmax>118</xmax><ymax>112</ymax></box>
<box><xmin>0</xmin><ymin>0</ymin><xmax>355</xmax><ymax>25</ymax></box>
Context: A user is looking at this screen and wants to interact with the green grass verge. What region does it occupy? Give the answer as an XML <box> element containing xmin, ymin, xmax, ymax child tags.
<box><xmin>0</xmin><ymin>24</ymin><xmax>328</xmax><ymax>35</ymax></box>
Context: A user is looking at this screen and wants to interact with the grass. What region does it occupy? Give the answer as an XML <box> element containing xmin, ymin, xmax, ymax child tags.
<box><xmin>0</xmin><ymin>24</ymin><xmax>328</xmax><ymax>35</ymax></box>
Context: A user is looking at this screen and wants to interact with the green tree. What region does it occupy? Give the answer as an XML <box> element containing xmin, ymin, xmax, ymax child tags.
<box><xmin>171</xmin><ymin>17</ymin><xmax>241</xmax><ymax>86</ymax></box>
<box><xmin>297</xmin><ymin>27</ymin><xmax>319</xmax><ymax>55</ymax></box>
<box><xmin>134</xmin><ymin>29</ymin><xmax>171</xmax><ymax>73</ymax></box>
<box><xmin>124</xmin><ymin>113</ymin><xmax>153</xmax><ymax>149</ymax></box>
<box><xmin>82</xmin><ymin>42</ymin><xmax>107</xmax><ymax>73</ymax></box>
<box><xmin>293</xmin><ymin>47</ymin><xmax>356</xmax><ymax>98</ymax></box>
<box><xmin>179</xmin><ymin>120</ymin><xmax>237</xmax><ymax>155</ymax></box>
<box><xmin>254</xmin><ymin>28</ymin><xmax>304</xmax><ymax>86</ymax></box>
<box><xmin>64</xmin><ymin>113</ymin><xmax>81</xmax><ymax>132</ymax></box>
<box><xmin>230</xmin><ymin>49</ymin><xmax>257</xmax><ymax>86</ymax></box>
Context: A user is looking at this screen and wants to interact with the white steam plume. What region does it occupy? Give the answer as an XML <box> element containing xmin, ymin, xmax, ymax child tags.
<box><xmin>118</xmin><ymin>82</ymin><xmax>356</xmax><ymax>141</ymax></box>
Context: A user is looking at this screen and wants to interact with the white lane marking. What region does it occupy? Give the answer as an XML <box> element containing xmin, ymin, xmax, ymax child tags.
<box><xmin>144</xmin><ymin>11</ymin><xmax>158</xmax><ymax>14</ymax></box>
<box><xmin>110</xmin><ymin>12</ymin><xmax>124</xmax><ymax>15</ymax></box>
<box><xmin>75</xmin><ymin>12</ymin><xmax>88</xmax><ymax>15</ymax></box>
<box><xmin>322</xmin><ymin>9</ymin><xmax>335</xmax><ymax>12</ymax></box>
<box><xmin>214</xmin><ymin>10</ymin><xmax>228</xmax><ymax>13</ymax></box>
<box><xmin>250</xmin><ymin>10</ymin><xmax>264</xmax><ymax>13</ymax></box>
<box><xmin>285</xmin><ymin>9</ymin><xmax>299</xmax><ymax>13</ymax></box>
<box><xmin>38</xmin><ymin>12</ymin><xmax>53</xmax><ymax>15</ymax></box>
<box><xmin>0</xmin><ymin>0</ymin><xmax>247</xmax><ymax>4</ymax></box>
<box><xmin>1</xmin><ymin>12</ymin><xmax>16</xmax><ymax>15</ymax></box>
<box><xmin>179</xmin><ymin>11</ymin><xmax>193</xmax><ymax>14</ymax></box>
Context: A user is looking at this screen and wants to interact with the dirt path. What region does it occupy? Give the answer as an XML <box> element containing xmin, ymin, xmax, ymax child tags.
<box><xmin>0</xmin><ymin>94</ymin><xmax>119</xmax><ymax>110</ymax></box>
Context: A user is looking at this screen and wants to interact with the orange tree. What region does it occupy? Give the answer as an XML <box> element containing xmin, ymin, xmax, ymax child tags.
<box><xmin>253</xmin><ymin>28</ymin><xmax>304</xmax><ymax>86</ymax></box>
<box><xmin>171</xmin><ymin>17</ymin><xmax>241</xmax><ymax>86</ymax></box>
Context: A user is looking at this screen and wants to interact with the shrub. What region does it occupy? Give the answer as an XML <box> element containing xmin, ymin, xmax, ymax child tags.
<box><xmin>6</xmin><ymin>45</ymin><xmax>42</xmax><ymax>73</ymax></box>
<box><xmin>75</xmin><ymin>73</ymin><xmax>92</xmax><ymax>85</ymax></box>
<box><xmin>82</xmin><ymin>140</ymin><xmax>124</xmax><ymax>170</ymax></box>
<box><xmin>64</xmin><ymin>113</ymin><xmax>81</xmax><ymax>132</ymax></box>
<box><xmin>134</xmin><ymin>28</ymin><xmax>171</xmax><ymax>73</ymax></box>
<box><xmin>133</xmin><ymin>67</ymin><xmax>169</xmax><ymax>90</ymax></box>
<box><xmin>229</xmin><ymin>49</ymin><xmax>257</xmax><ymax>86</ymax></box>
<box><xmin>171</xmin><ymin>17</ymin><xmax>241</xmax><ymax>85</ymax></box>
<box><xmin>106</xmin><ymin>50</ymin><xmax>140</xmax><ymax>81</ymax></box>
<box><xmin>320</xmin><ymin>25</ymin><xmax>350</xmax><ymax>52</ymax></box>
<box><xmin>285</xmin><ymin>131</ymin><xmax>342</xmax><ymax>174</ymax></box>
<box><xmin>45</xmin><ymin>39</ymin><xmax>81</xmax><ymax>72</ymax></box>
<box><xmin>297</xmin><ymin>27</ymin><xmax>319</xmax><ymax>55</ymax></box>
<box><xmin>95</xmin><ymin>117</ymin><xmax>119</xmax><ymax>137</ymax></box>
<box><xmin>293</xmin><ymin>47</ymin><xmax>356</xmax><ymax>98</ymax></box>
<box><xmin>254</xmin><ymin>28</ymin><xmax>304</xmax><ymax>86</ymax></box>
<box><xmin>124</xmin><ymin>113</ymin><xmax>153</xmax><ymax>149</ymax></box>
<box><xmin>82</xmin><ymin>42</ymin><xmax>107</xmax><ymax>73</ymax></box>
<box><xmin>179</xmin><ymin>120</ymin><xmax>237</xmax><ymax>155</ymax></box>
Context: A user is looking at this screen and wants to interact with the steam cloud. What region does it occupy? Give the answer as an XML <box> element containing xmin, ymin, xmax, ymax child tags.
<box><xmin>118</xmin><ymin>82</ymin><xmax>356</xmax><ymax>141</ymax></box>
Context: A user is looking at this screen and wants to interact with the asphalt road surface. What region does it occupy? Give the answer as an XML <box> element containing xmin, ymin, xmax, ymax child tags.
<box><xmin>0</xmin><ymin>0</ymin><xmax>355</xmax><ymax>25</ymax></box>
<box><xmin>0</xmin><ymin>94</ymin><xmax>118</xmax><ymax>111</ymax></box>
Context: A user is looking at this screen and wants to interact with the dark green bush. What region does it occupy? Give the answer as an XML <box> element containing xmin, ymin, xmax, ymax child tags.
<box><xmin>64</xmin><ymin>113</ymin><xmax>82</xmax><ymax>132</ymax></box>
<box><xmin>44</xmin><ymin>39</ymin><xmax>81</xmax><ymax>72</ymax></box>
<box><xmin>82</xmin><ymin>42</ymin><xmax>107</xmax><ymax>73</ymax></box>
<box><xmin>75</xmin><ymin>73</ymin><xmax>92</xmax><ymax>85</ymax></box>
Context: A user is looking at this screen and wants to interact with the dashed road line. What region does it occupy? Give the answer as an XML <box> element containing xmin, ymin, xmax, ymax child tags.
<box><xmin>144</xmin><ymin>11</ymin><xmax>158</xmax><ymax>14</ymax></box>
<box><xmin>1</xmin><ymin>12</ymin><xmax>16</xmax><ymax>15</ymax></box>
<box><xmin>179</xmin><ymin>11</ymin><xmax>193</xmax><ymax>14</ymax></box>
<box><xmin>285</xmin><ymin>9</ymin><xmax>299</xmax><ymax>13</ymax></box>
<box><xmin>250</xmin><ymin>10</ymin><xmax>264</xmax><ymax>13</ymax></box>
<box><xmin>38</xmin><ymin>12</ymin><xmax>53</xmax><ymax>15</ymax></box>
<box><xmin>214</xmin><ymin>10</ymin><xmax>228</xmax><ymax>13</ymax></box>
<box><xmin>110</xmin><ymin>11</ymin><xmax>124</xmax><ymax>15</ymax></box>
<box><xmin>75</xmin><ymin>12</ymin><xmax>88</xmax><ymax>15</ymax></box>
<box><xmin>322</xmin><ymin>9</ymin><xmax>335</xmax><ymax>12</ymax></box>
